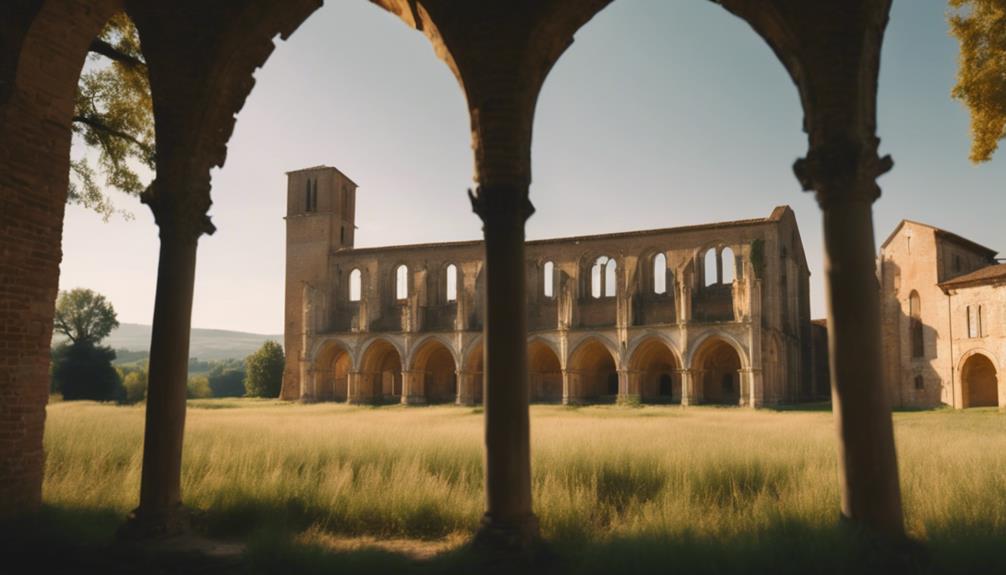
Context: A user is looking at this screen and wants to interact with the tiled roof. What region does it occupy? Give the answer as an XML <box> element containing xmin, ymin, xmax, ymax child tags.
<box><xmin>939</xmin><ymin>263</ymin><xmax>1006</xmax><ymax>290</ymax></box>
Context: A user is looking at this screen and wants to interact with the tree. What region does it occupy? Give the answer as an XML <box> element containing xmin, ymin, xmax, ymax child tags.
<box><xmin>949</xmin><ymin>0</ymin><xmax>1006</xmax><ymax>162</ymax></box>
<box><xmin>122</xmin><ymin>368</ymin><xmax>148</xmax><ymax>404</ymax></box>
<box><xmin>53</xmin><ymin>288</ymin><xmax>119</xmax><ymax>346</ymax></box>
<box><xmin>52</xmin><ymin>342</ymin><xmax>122</xmax><ymax>401</ymax></box>
<box><xmin>71</xmin><ymin>13</ymin><xmax>153</xmax><ymax>219</ymax></box>
<box><xmin>187</xmin><ymin>375</ymin><xmax>212</xmax><ymax>399</ymax></box>
<box><xmin>51</xmin><ymin>288</ymin><xmax>123</xmax><ymax>401</ymax></box>
<box><xmin>244</xmin><ymin>341</ymin><xmax>285</xmax><ymax>398</ymax></box>
<box><xmin>208</xmin><ymin>363</ymin><xmax>246</xmax><ymax>398</ymax></box>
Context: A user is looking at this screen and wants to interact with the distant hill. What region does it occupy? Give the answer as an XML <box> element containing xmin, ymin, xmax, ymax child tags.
<box><xmin>52</xmin><ymin>322</ymin><xmax>282</xmax><ymax>362</ymax></box>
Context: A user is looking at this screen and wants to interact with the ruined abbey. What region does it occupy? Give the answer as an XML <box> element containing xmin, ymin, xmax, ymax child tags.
<box><xmin>281</xmin><ymin>165</ymin><xmax>816</xmax><ymax>407</ymax></box>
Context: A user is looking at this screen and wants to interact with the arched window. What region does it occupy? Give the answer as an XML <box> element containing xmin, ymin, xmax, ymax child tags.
<box><xmin>591</xmin><ymin>257</ymin><xmax>605</xmax><ymax>299</ymax></box>
<box><xmin>653</xmin><ymin>253</ymin><xmax>667</xmax><ymax>294</ymax></box>
<box><xmin>446</xmin><ymin>264</ymin><xmax>457</xmax><ymax>302</ymax></box>
<box><xmin>909</xmin><ymin>291</ymin><xmax>923</xmax><ymax>357</ymax></box>
<box><xmin>349</xmin><ymin>268</ymin><xmax>362</xmax><ymax>302</ymax></box>
<box><xmin>396</xmin><ymin>265</ymin><xmax>408</xmax><ymax>300</ymax></box>
<box><xmin>704</xmin><ymin>249</ymin><xmax>717</xmax><ymax>287</ymax></box>
<box><xmin>721</xmin><ymin>247</ymin><xmax>735</xmax><ymax>284</ymax></box>
<box><xmin>543</xmin><ymin>261</ymin><xmax>555</xmax><ymax>298</ymax></box>
<box><xmin>605</xmin><ymin>258</ymin><xmax>617</xmax><ymax>298</ymax></box>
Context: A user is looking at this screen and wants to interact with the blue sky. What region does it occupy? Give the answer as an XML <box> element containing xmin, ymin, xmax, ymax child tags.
<box><xmin>59</xmin><ymin>0</ymin><xmax>1006</xmax><ymax>335</ymax></box>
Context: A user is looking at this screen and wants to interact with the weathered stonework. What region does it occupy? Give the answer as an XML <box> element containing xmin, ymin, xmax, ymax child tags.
<box><xmin>880</xmin><ymin>220</ymin><xmax>1005</xmax><ymax>409</ymax></box>
<box><xmin>282</xmin><ymin>166</ymin><xmax>813</xmax><ymax>407</ymax></box>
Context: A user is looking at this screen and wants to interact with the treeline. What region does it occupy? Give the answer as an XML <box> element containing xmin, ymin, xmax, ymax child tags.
<box><xmin>55</xmin><ymin>341</ymin><xmax>285</xmax><ymax>404</ymax></box>
<box><xmin>50</xmin><ymin>288</ymin><xmax>285</xmax><ymax>404</ymax></box>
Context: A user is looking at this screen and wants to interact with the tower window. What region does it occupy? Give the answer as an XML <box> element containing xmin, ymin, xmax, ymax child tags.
<box><xmin>305</xmin><ymin>178</ymin><xmax>318</xmax><ymax>212</ymax></box>
<box><xmin>914</xmin><ymin>375</ymin><xmax>924</xmax><ymax>390</ymax></box>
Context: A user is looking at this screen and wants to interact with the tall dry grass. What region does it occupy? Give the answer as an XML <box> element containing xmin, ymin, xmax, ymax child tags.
<box><xmin>41</xmin><ymin>400</ymin><xmax>1006</xmax><ymax>572</ymax></box>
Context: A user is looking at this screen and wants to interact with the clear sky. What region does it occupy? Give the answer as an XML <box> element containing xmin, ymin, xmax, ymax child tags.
<box><xmin>59</xmin><ymin>0</ymin><xmax>1006</xmax><ymax>335</ymax></box>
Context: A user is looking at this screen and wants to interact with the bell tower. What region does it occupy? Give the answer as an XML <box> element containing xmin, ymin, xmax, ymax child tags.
<box><xmin>281</xmin><ymin>165</ymin><xmax>358</xmax><ymax>400</ymax></box>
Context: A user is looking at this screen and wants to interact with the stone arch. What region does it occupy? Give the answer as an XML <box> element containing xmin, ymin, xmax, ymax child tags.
<box><xmin>960</xmin><ymin>351</ymin><xmax>1000</xmax><ymax>408</ymax></box>
<box><xmin>567</xmin><ymin>336</ymin><xmax>619</xmax><ymax>402</ymax></box>
<box><xmin>690</xmin><ymin>335</ymin><xmax>745</xmax><ymax>405</ymax></box>
<box><xmin>628</xmin><ymin>335</ymin><xmax>683</xmax><ymax>404</ymax></box>
<box><xmin>409</xmin><ymin>336</ymin><xmax>458</xmax><ymax>404</ymax></box>
<box><xmin>358</xmin><ymin>337</ymin><xmax>403</xmax><ymax>402</ymax></box>
<box><xmin>312</xmin><ymin>339</ymin><xmax>352</xmax><ymax>401</ymax></box>
<box><xmin>528</xmin><ymin>337</ymin><xmax>562</xmax><ymax>403</ymax></box>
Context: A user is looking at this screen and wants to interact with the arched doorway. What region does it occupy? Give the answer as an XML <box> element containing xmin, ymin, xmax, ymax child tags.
<box><xmin>629</xmin><ymin>337</ymin><xmax>681</xmax><ymax>404</ymax></box>
<box><xmin>568</xmin><ymin>338</ymin><xmax>618</xmax><ymax>403</ymax></box>
<box><xmin>962</xmin><ymin>353</ymin><xmax>999</xmax><ymax>408</ymax></box>
<box><xmin>693</xmin><ymin>337</ymin><xmax>743</xmax><ymax>405</ymax></box>
<box><xmin>313</xmin><ymin>342</ymin><xmax>352</xmax><ymax>401</ymax></box>
<box><xmin>359</xmin><ymin>339</ymin><xmax>402</xmax><ymax>403</ymax></box>
<box><xmin>411</xmin><ymin>339</ymin><xmax>457</xmax><ymax>404</ymax></box>
<box><xmin>528</xmin><ymin>340</ymin><xmax>562</xmax><ymax>403</ymax></box>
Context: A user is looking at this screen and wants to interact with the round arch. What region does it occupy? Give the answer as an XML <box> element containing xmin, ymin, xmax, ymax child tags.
<box><xmin>528</xmin><ymin>338</ymin><xmax>563</xmax><ymax>403</ymax></box>
<box><xmin>689</xmin><ymin>334</ymin><xmax>745</xmax><ymax>406</ymax></box>
<box><xmin>358</xmin><ymin>337</ymin><xmax>403</xmax><ymax>402</ymax></box>
<box><xmin>960</xmin><ymin>350</ymin><xmax>1000</xmax><ymax>408</ymax></box>
<box><xmin>410</xmin><ymin>337</ymin><xmax>458</xmax><ymax>403</ymax></box>
<box><xmin>628</xmin><ymin>335</ymin><xmax>682</xmax><ymax>404</ymax></box>
<box><xmin>567</xmin><ymin>336</ymin><xmax>619</xmax><ymax>402</ymax></box>
<box><xmin>312</xmin><ymin>339</ymin><xmax>353</xmax><ymax>401</ymax></box>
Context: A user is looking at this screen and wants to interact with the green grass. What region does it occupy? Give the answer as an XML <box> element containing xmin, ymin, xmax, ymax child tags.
<box><xmin>32</xmin><ymin>400</ymin><xmax>1006</xmax><ymax>573</ymax></box>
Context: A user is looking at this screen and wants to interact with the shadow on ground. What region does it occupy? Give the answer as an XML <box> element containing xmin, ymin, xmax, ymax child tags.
<box><xmin>4</xmin><ymin>506</ymin><xmax>1005</xmax><ymax>575</ymax></box>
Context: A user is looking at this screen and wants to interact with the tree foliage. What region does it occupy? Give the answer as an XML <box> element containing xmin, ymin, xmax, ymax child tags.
<box><xmin>245</xmin><ymin>341</ymin><xmax>285</xmax><ymax>398</ymax></box>
<box><xmin>208</xmin><ymin>363</ymin><xmax>246</xmax><ymax>398</ymax></box>
<box><xmin>949</xmin><ymin>0</ymin><xmax>1006</xmax><ymax>162</ymax></box>
<box><xmin>52</xmin><ymin>343</ymin><xmax>122</xmax><ymax>401</ymax></box>
<box><xmin>53</xmin><ymin>288</ymin><xmax>119</xmax><ymax>346</ymax></box>
<box><xmin>71</xmin><ymin>13</ymin><xmax>153</xmax><ymax>219</ymax></box>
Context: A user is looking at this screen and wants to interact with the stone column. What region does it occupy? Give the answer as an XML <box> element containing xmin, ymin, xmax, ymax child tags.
<box><xmin>401</xmin><ymin>370</ymin><xmax>426</xmax><ymax>405</ymax></box>
<box><xmin>795</xmin><ymin>140</ymin><xmax>904</xmax><ymax>537</ymax></box>
<box><xmin>124</xmin><ymin>196</ymin><xmax>211</xmax><ymax>538</ymax></box>
<box><xmin>470</xmin><ymin>184</ymin><xmax>538</xmax><ymax>547</ymax></box>
<box><xmin>678</xmin><ymin>369</ymin><xmax>693</xmax><ymax>406</ymax></box>
<box><xmin>346</xmin><ymin>371</ymin><xmax>363</xmax><ymax>404</ymax></box>
<box><xmin>619</xmin><ymin>369</ymin><xmax>642</xmax><ymax>404</ymax></box>
<box><xmin>456</xmin><ymin>370</ymin><xmax>474</xmax><ymax>405</ymax></box>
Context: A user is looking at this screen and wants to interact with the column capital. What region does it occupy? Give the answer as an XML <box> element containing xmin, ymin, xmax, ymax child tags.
<box><xmin>468</xmin><ymin>185</ymin><xmax>535</xmax><ymax>226</ymax></box>
<box><xmin>793</xmin><ymin>137</ymin><xmax>893</xmax><ymax>208</ymax></box>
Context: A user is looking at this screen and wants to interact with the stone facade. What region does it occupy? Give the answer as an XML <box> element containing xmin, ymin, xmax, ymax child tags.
<box><xmin>880</xmin><ymin>220</ymin><xmax>1005</xmax><ymax>408</ymax></box>
<box><xmin>282</xmin><ymin>166</ymin><xmax>813</xmax><ymax>407</ymax></box>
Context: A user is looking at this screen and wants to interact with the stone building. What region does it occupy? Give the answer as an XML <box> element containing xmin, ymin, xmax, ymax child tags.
<box><xmin>282</xmin><ymin>165</ymin><xmax>814</xmax><ymax>407</ymax></box>
<box><xmin>880</xmin><ymin>220</ymin><xmax>1005</xmax><ymax>409</ymax></box>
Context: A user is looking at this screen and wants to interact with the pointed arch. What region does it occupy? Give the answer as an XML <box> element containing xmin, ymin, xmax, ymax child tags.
<box><xmin>313</xmin><ymin>339</ymin><xmax>352</xmax><ymax>401</ymax></box>
<box><xmin>568</xmin><ymin>336</ymin><xmax>619</xmax><ymax>401</ymax></box>
<box><xmin>690</xmin><ymin>335</ymin><xmax>744</xmax><ymax>405</ymax></box>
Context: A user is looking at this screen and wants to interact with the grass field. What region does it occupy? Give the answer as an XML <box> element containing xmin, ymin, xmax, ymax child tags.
<box><xmin>28</xmin><ymin>400</ymin><xmax>1006</xmax><ymax>573</ymax></box>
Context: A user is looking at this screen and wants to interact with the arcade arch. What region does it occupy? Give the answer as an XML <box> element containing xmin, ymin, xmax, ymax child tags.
<box><xmin>313</xmin><ymin>341</ymin><xmax>352</xmax><ymax>401</ymax></box>
<box><xmin>692</xmin><ymin>337</ymin><xmax>743</xmax><ymax>405</ymax></box>
<box><xmin>359</xmin><ymin>338</ymin><xmax>403</xmax><ymax>402</ymax></box>
<box><xmin>568</xmin><ymin>338</ymin><xmax>618</xmax><ymax>402</ymax></box>
<box><xmin>410</xmin><ymin>338</ymin><xmax>457</xmax><ymax>403</ymax></box>
<box><xmin>528</xmin><ymin>339</ymin><xmax>562</xmax><ymax>403</ymax></box>
<box><xmin>629</xmin><ymin>337</ymin><xmax>681</xmax><ymax>403</ymax></box>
